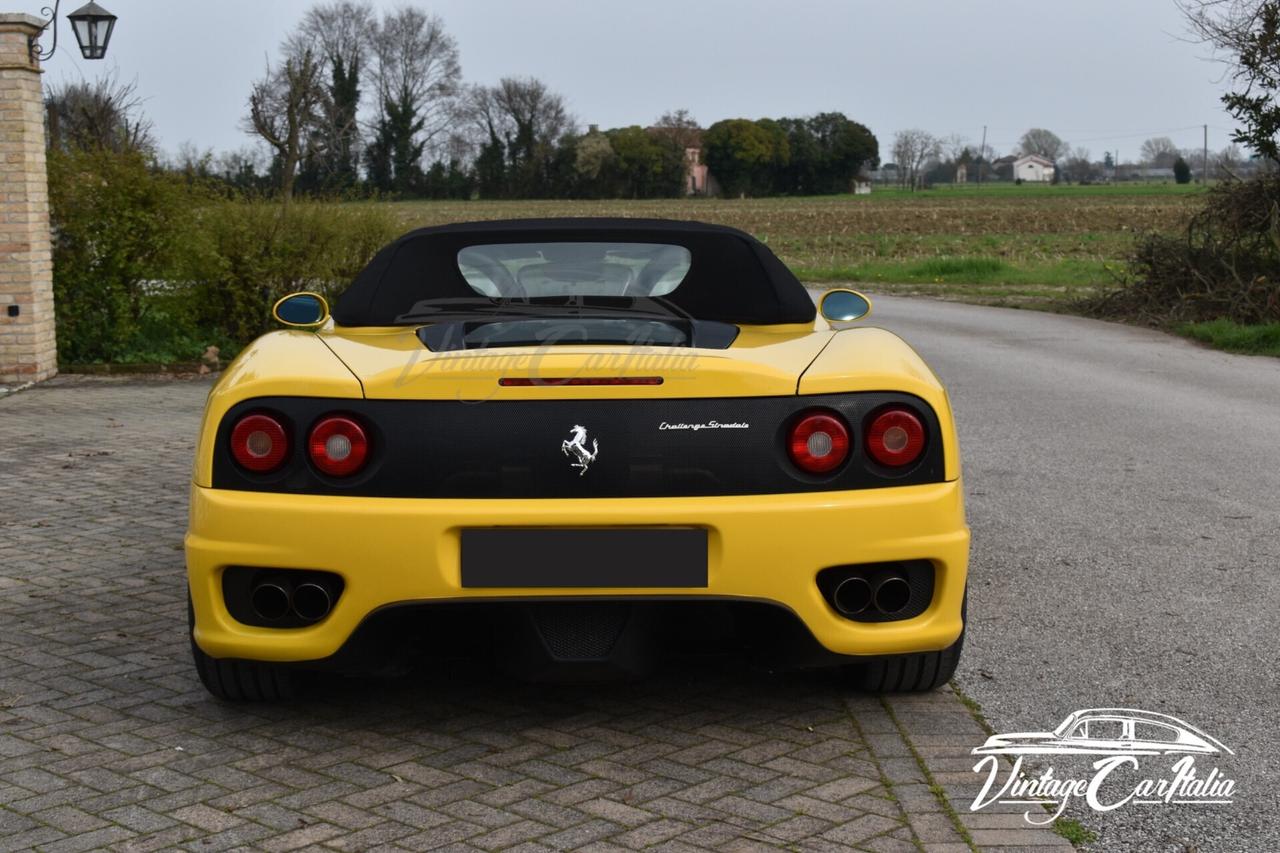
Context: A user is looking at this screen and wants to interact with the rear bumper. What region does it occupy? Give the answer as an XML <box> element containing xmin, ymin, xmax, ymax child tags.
<box><xmin>186</xmin><ymin>481</ymin><xmax>969</xmax><ymax>663</ymax></box>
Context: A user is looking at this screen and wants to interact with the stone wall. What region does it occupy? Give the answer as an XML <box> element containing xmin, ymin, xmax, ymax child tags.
<box><xmin>0</xmin><ymin>13</ymin><xmax>55</xmax><ymax>384</ymax></box>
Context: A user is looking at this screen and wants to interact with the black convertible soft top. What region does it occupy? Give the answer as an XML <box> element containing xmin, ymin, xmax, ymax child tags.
<box><xmin>333</xmin><ymin>218</ymin><xmax>817</xmax><ymax>326</ymax></box>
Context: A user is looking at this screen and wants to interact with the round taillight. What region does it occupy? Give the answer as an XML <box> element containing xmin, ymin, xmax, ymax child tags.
<box><xmin>866</xmin><ymin>408</ymin><xmax>926</xmax><ymax>467</ymax></box>
<box><xmin>230</xmin><ymin>414</ymin><xmax>289</xmax><ymax>473</ymax></box>
<box><xmin>308</xmin><ymin>416</ymin><xmax>369</xmax><ymax>477</ymax></box>
<box><xmin>788</xmin><ymin>411</ymin><xmax>850</xmax><ymax>474</ymax></box>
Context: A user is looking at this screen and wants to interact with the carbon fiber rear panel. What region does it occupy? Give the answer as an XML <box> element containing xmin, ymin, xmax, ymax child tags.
<box><xmin>211</xmin><ymin>392</ymin><xmax>946</xmax><ymax>498</ymax></box>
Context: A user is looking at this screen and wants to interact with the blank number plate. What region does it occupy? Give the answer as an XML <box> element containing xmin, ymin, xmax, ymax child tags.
<box><xmin>460</xmin><ymin>528</ymin><xmax>708</xmax><ymax>588</ymax></box>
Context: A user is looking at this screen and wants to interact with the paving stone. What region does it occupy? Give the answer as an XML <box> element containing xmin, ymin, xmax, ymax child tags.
<box><xmin>0</xmin><ymin>377</ymin><xmax>1064</xmax><ymax>851</ymax></box>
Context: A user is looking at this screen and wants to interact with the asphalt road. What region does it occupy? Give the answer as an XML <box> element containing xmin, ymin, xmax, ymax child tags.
<box><xmin>862</xmin><ymin>295</ymin><xmax>1280</xmax><ymax>852</ymax></box>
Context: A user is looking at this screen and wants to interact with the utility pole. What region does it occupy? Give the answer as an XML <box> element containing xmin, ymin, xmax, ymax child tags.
<box><xmin>1203</xmin><ymin>124</ymin><xmax>1209</xmax><ymax>184</ymax></box>
<box><xmin>978</xmin><ymin>125</ymin><xmax>987</xmax><ymax>187</ymax></box>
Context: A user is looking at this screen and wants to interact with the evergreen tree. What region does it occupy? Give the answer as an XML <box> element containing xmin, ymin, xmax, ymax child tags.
<box><xmin>1173</xmin><ymin>156</ymin><xmax>1193</xmax><ymax>184</ymax></box>
<box><xmin>474</xmin><ymin>135</ymin><xmax>507</xmax><ymax>198</ymax></box>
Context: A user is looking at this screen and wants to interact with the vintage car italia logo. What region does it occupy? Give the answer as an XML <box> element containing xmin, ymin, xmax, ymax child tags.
<box><xmin>561</xmin><ymin>424</ymin><xmax>599</xmax><ymax>476</ymax></box>
<box><xmin>969</xmin><ymin>708</ymin><xmax>1236</xmax><ymax>823</ymax></box>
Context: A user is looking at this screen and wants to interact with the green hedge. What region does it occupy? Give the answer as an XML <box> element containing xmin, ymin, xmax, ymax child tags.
<box><xmin>49</xmin><ymin>148</ymin><xmax>401</xmax><ymax>364</ymax></box>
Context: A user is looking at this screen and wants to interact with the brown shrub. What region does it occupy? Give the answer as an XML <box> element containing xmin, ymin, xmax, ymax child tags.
<box><xmin>1085</xmin><ymin>174</ymin><xmax>1280</xmax><ymax>324</ymax></box>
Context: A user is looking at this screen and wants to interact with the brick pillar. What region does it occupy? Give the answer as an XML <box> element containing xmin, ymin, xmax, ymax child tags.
<box><xmin>0</xmin><ymin>13</ymin><xmax>55</xmax><ymax>385</ymax></box>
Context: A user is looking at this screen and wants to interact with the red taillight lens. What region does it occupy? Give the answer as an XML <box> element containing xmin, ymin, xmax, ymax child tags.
<box><xmin>866</xmin><ymin>408</ymin><xmax>926</xmax><ymax>467</ymax></box>
<box><xmin>308</xmin><ymin>416</ymin><xmax>369</xmax><ymax>477</ymax></box>
<box><xmin>788</xmin><ymin>411</ymin><xmax>850</xmax><ymax>474</ymax></box>
<box><xmin>230</xmin><ymin>414</ymin><xmax>289</xmax><ymax>473</ymax></box>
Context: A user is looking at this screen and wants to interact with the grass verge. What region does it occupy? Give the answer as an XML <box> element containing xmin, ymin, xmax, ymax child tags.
<box><xmin>880</xmin><ymin>698</ymin><xmax>978</xmax><ymax>851</ymax></box>
<box><xmin>1053</xmin><ymin>817</ymin><xmax>1098</xmax><ymax>845</ymax></box>
<box><xmin>1177</xmin><ymin>319</ymin><xmax>1280</xmax><ymax>356</ymax></box>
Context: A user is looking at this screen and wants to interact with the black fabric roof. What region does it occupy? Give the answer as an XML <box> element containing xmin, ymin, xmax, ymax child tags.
<box><xmin>332</xmin><ymin>218</ymin><xmax>816</xmax><ymax>326</ymax></box>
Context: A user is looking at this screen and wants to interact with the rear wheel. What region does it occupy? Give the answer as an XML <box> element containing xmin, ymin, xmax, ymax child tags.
<box><xmin>189</xmin><ymin>592</ymin><xmax>294</xmax><ymax>701</ymax></box>
<box><xmin>843</xmin><ymin>591</ymin><xmax>966</xmax><ymax>693</ymax></box>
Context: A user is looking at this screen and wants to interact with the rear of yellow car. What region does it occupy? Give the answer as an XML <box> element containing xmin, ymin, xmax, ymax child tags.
<box><xmin>185</xmin><ymin>323</ymin><xmax>969</xmax><ymax>700</ymax></box>
<box><xmin>186</xmin><ymin>220</ymin><xmax>968</xmax><ymax>700</ymax></box>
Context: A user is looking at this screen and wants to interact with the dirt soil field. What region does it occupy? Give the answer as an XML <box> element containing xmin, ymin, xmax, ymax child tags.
<box><xmin>384</xmin><ymin>184</ymin><xmax>1202</xmax><ymax>307</ymax></box>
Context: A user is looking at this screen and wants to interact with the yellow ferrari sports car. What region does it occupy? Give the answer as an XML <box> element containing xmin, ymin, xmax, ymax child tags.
<box><xmin>185</xmin><ymin>219</ymin><xmax>969</xmax><ymax>700</ymax></box>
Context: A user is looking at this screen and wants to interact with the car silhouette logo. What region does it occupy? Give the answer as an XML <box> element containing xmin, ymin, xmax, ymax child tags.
<box><xmin>973</xmin><ymin>708</ymin><xmax>1233</xmax><ymax>757</ymax></box>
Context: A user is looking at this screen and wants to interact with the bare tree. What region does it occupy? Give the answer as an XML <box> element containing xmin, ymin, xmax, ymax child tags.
<box><xmin>1215</xmin><ymin>142</ymin><xmax>1246</xmax><ymax>177</ymax></box>
<box><xmin>891</xmin><ymin>129</ymin><xmax>940</xmax><ymax>190</ymax></box>
<box><xmin>300</xmin><ymin>1</ymin><xmax>373</xmax><ymax>69</ymax></box>
<box><xmin>459</xmin><ymin>76</ymin><xmax>572</xmax><ymax>196</ymax></box>
<box><xmin>941</xmin><ymin>133</ymin><xmax>971</xmax><ymax>163</ymax></box>
<box><xmin>1061</xmin><ymin>146</ymin><xmax>1099</xmax><ymax>183</ymax></box>
<box><xmin>1140</xmin><ymin>136</ymin><xmax>1181</xmax><ymax>167</ymax></box>
<box><xmin>45</xmin><ymin>74</ymin><xmax>155</xmax><ymax>154</ymax></box>
<box><xmin>492</xmin><ymin>76</ymin><xmax>572</xmax><ymax>159</ymax></box>
<box><xmin>652</xmin><ymin>109</ymin><xmax>702</xmax><ymax>150</ymax></box>
<box><xmin>460</xmin><ymin>82</ymin><xmax>513</xmax><ymax>143</ymax></box>
<box><xmin>297</xmin><ymin>1</ymin><xmax>374</xmax><ymax>187</ymax></box>
<box><xmin>1018</xmin><ymin>127</ymin><xmax>1067</xmax><ymax>161</ymax></box>
<box><xmin>245</xmin><ymin>47</ymin><xmax>326</xmax><ymax>200</ymax></box>
<box><xmin>169</xmin><ymin>141</ymin><xmax>214</xmax><ymax>178</ymax></box>
<box><xmin>369</xmin><ymin>8</ymin><xmax>461</xmax><ymax>157</ymax></box>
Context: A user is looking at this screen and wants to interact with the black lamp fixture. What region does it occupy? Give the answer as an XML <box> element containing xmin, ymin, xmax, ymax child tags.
<box><xmin>29</xmin><ymin>0</ymin><xmax>117</xmax><ymax>63</ymax></box>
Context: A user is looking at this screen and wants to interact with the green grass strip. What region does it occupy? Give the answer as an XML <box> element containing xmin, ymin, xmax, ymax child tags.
<box><xmin>1178</xmin><ymin>319</ymin><xmax>1280</xmax><ymax>356</ymax></box>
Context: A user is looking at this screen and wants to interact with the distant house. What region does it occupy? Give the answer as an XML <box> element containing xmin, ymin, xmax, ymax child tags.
<box><xmin>1014</xmin><ymin>154</ymin><xmax>1055</xmax><ymax>182</ymax></box>
<box><xmin>666</xmin><ymin>129</ymin><xmax>718</xmax><ymax>196</ymax></box>
<box><xmin>685</xmin><ymin>145</ymin><xmax>714</xmax><ymax>195</ymax></box>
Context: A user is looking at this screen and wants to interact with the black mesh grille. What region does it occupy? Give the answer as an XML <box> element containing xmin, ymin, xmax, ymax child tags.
<box><xmin>530</xmin><ymin>603</ymin><xmax>631</xmax><ymax>660</ymax></box>
<box><xmin>212</xmin><ymin>392</ymin><xmax>947</xmax><ymax>498</ymax></box>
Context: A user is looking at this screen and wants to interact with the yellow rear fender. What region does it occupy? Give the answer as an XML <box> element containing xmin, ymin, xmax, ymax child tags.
<box><xmin>193</xmin><ymin>331</ymin><xmax>363</xmax><ymax>486</ymax></box>
<box><xmin>799</xmin><ymin>327</ymin><xmax>961</xmax><ymax>481</ymax></box>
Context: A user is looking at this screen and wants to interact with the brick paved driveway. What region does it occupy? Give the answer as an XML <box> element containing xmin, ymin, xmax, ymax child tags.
<box><xmin>0</xmin><ymin>378</ymin><xmax>1069</xmax><ymax>852</ymax></box>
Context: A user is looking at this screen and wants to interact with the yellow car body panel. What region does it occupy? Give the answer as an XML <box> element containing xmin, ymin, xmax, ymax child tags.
<box><xmin>186</xmin><ymin>317</ymin><xmax>970</xmax><ymax>666</ymax></box>
<box><xmin>187</xmin><ymin>481</ymin><xmax>968</xmax><ymax>662</ymax></box>
<box><xmin>318</xmin><ymin>323</ymin><xmax>835</xmax><ymax>400</ymax></box>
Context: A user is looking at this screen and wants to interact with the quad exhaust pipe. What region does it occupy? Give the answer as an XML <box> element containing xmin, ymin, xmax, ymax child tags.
<box><xmin>832</xmin><ymin>576</ymin><xmax>872</xmax><ymax>615</ymax></box>
<box><xmin>249</xmin><ymin>578</ymin><xmax>335</xmax><ymax>623</ymax></box>
<box><xmin>872</xmin><ymin>571</ymin><xmax>911</xmax><ymax>615</ymax></box>
<box><xmin>250</xmin><ymin>582</ymin><xmax>291</xmax><ymax>621</ymax></box>
<box><xmin>825</xmin><ymin>565</ymin><xmax>919</xmax><ymax>619</ymax></box>
<box><xmin>292</xmin><ymin>582</ymin><xmax>333</xmax><ymax>622</ymax></box>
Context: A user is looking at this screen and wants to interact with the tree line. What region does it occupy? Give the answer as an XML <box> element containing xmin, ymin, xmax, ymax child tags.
<box><xmin>881</xmin><ymin>124</ymin><xmax>1263</xmax><ymax>189</ymax></box>
<box><xmin>42</xmin><ymin>2</ymin><xmax>878</xmax><ymax>201</ymax></box>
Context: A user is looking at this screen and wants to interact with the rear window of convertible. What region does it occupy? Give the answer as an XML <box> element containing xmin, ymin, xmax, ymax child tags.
<box><xmin>457</xmin><ymin>242</ymin><xmax>692</xmax><ymax>299</ymax></box>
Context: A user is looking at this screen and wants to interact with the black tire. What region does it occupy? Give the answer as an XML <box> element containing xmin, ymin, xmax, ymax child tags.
<box><xmin>843</xmin><ymin>592</ymin><xmax>966</xmax><ymax>693</ymax></box>
<box><xmin>189</xmin><ymin>593</ymin><xmax>295</xmax><ymax>701</ymax></box>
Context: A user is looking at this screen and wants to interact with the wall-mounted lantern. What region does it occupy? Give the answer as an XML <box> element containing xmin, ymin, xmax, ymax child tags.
<box><xmin>29</xmin><ymin>0</ymin><xmax>117</xmax><ymax>63</ymax></box>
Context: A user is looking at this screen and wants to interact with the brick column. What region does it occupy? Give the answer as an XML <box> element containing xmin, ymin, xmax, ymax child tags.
<box><xmin>0</xmin><ymin>13</ymin><xmax>55</xmax><ymax>385</ymax></box>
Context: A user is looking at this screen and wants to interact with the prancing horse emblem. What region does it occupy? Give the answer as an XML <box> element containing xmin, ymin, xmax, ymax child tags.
<box><xmin>561</xmin><ymin>424</ymin><xmax>599</xmax><ymax>476</ymax></box>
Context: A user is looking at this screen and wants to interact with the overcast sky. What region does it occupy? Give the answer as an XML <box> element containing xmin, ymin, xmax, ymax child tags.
<box><xmin>42</xmin><ymin>0</ymin><xmax>1238</xmax><ymax>162</ymax></box>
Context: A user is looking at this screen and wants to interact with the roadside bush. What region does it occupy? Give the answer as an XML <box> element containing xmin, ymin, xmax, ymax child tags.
<box><xmin>48</xmin><ymin>148</ymin><xmax>204</xmax><ymax>363</ymax></box>
<box><xmin>188</xmin><ymin>200</ymin><xmax>400</xmax><ymax>346</ymax></box>
<box><xmin>49</xmin><ymin>147</ymin><xmax>402</xmax><ymax>363</ymax></box>
<box><xmin>1084</xmin><ymin>173</ymin><xmax>1280</xmax><ymax>325</ymax></box>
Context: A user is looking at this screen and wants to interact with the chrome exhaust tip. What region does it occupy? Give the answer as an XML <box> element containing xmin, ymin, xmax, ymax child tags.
<box><xmin>250</xmin><ymin>582</ymin><xmax>291</xmax><ymax>621</ymax></box>
<box><xmin>872</xmin><ymin>574</ymin><xmax>912</xmax><ymax>615</ymax></box>
<box><xmin>832</xmin><ymin>576</ymin><xmax>873</xmax><ymax>615</ymax></box>
<box><xmin>292</xmin><ymin>582</ymin><xmax>332</xmax><ymax>622</ymax></box>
